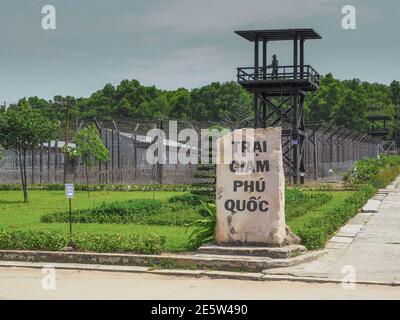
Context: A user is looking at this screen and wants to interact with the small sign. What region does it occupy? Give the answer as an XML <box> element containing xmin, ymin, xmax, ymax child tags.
<box><xmin>65</xmin><ymin>183</ymin><xmax>74</xmax><ymax>199</ymax></box>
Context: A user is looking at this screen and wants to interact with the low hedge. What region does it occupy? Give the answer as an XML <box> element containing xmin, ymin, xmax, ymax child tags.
<box><xmin>168</xmin><ymin>193</ymin><xmax>213</xmax><ymax>206</ymax></box>
<box><xmin>41</xmin><ymin>199</ymin><xmax>164</xmax><ymax>224</ymax></box>
<box><xmin>41</xmin><ymin>199</ymin><xmax>202</xmax><ymax>226</ymax></box>
<box><xmin>370</xmin><ymin>165</ymin><xmax>400</xmax><ymax>189</ymax></box>
<box><xmin>295</xmin><ymin>184</ymin><xmax>375</xmax><ymax>249</ymax></box>
<box><xmin>0</xmin><ymin>230</ymin><xmax>66</xmax><ymax>251</ymax></box>
<box><xmin>73</xmin><ymin>233</ymin><xmax>165</xmax><ymax>254</ymax></box>
<box><xmin>0</xmin><ymin>230</ymin><xmax>165</xmax><ymax>254</ymax></box>
<box><xmin>295</xmin><ymin>154</ymin><xmax>400</xmax><ymax>249</ymax></box>
<box><xmin>0</xmin><ymin>183</ymin><xmax>213</xmax><ymax>192</ymax></box>
<box><xmin>344</xmin><ymin>154</ymin><xmax>400</xmax><ymax>189</ymax></box>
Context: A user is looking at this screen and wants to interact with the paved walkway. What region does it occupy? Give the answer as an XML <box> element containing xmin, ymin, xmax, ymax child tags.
<box><xmin>1</xmin><ymin>267</ymin><xmax>399</xmax><ymax>299</ymax></box>
<box><xmin>264</xmin><ymin>176</ymin><xmax>400</xmax><ymax>285</ymax></box>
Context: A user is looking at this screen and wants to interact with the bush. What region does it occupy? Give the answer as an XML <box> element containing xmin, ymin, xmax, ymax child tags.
<box><xmin>73</xmin><ymin>233</ymin><xmax>165</xmax><ymax>254</ymax></box>
<box><xmin>168</xmin><ymin>193</ymin><xmax>212</xmax><ymax>206</ymax></box>
<box><xmin>41</xmin><ymin>199</ymin><xmax>164</xmax><ymax>224</ymax></box>
<box><xmin>343</xmin><ymin>154</ymin><xmax>400</xmax><ymax>188</ymax></box>
<box><xmin>370</xmin><ymin>165</ymin><xmax>400</xmax><ymax>189</ymax></box>
<box><xmin>0</xmin><ymin>230</ymin><xmax>165</xmax><ymax>254</ymax></box>
<box><xmin>186</xmin><ymin>202</ymin><xmax>216</xmax><ymax>249</ymax></box>
<box><xmin>295</xmin><ymin>184</ymin><xmax>376</xmax><ymax>249</ymax></box>
<box><xmin>41</xmin><ymin>199</ymin><xmax>202</xmax><ymax>226</ymax></box>
<box><xmin>0</xmin><ymin>230</ymin><xmax>66</xmax><ymax>251</ymax></box>
<box><xmin>296</xmin><ymin>228</ymin><xmax>326</xmax><ymax>250</ymax></box>
<box><xmin>295</xmin><ymin>155</ymin><xmax>400</xmax><ymax>249</ymax></box>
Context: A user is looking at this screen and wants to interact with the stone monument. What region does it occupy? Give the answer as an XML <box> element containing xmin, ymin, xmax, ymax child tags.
<box><xmin>215</xmin><ymin>127</ymin><xmax>299</xmax><ymax>247</ymax></box>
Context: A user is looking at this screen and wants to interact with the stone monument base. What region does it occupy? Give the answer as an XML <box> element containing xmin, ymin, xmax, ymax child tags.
<box><xmin>197</xmin><ymin>243</ymin><xmax>306</xmax><ymax>259</ymax></box>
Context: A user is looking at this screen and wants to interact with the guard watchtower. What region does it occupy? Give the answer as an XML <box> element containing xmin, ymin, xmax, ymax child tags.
<box><xmin>367</xmin><ymin>115</ymin><xmax>391</xmax><ymax>139</ymax></box>
<box><xmin>235</xmin><ymin>28</ymin><xmax>322</xmax><ymax>184</ymax></box>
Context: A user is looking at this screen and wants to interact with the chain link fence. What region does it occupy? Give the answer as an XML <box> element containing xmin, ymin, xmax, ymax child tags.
<box><xmin>0</xmin><ymin>118</ymin><xmax>387</xmax><ymax>185</ymax></box>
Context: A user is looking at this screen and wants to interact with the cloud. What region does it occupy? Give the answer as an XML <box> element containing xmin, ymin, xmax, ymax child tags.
<box><xmin>146</xmin><ymin>0</ymin><xmax>334</xmax><ymax>32</ymax></box>
<box><xmin>113</xmin><ymin>46</ymin><xmax>229</xmax><ymax>89</ymax></box>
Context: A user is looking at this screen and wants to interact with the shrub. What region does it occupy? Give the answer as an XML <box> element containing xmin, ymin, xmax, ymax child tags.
<box><xmin>296</xmin><ymin>228</ymin><xmax>326</xmax><ymax>250</ymax></box>
<box><xmin>0</xmin><ymin>230</ymin><xmax>165</xmax><ymax>254</ymax></box>
<box><xmin>41</xmin><ymin>199</ymin><xmax>202</xmax><ymax>226</ymax></box>
<box><xmin>168</xmin><ymin>193</ymin><xmax>212</xmax><ymax>206</ymax></box>
<box><xmin>0</xmin><ymin>230</ymin><xmax>66</xmax><ymax>250</ymax></box>
<box><xmin>186</xmin><ymin>202</ymin><xmax>216</xmax><ymax>249</ymax></box>
<box><xmin>41</xmin><ymin>199</ymin><xmax>164</xmax><ymax>224</ymax></box>
<box><xmin>73</xmin><ymin>233</ymin><xmax>165</xmax><ymax>254</ymax></box>
<box><xmin>139</xmin><ymin>204</ymin><xmax>201</xmax><ymax>226</ymax></box>
<box><xmin>371</xmin><ymin>165</ymin><xmax>400</xmax><ymax>189</ymax></box>
<box><xmin>295</xmin><ymin>184</ymin><xmax>376</xmax><ymax>249</ymax></box>
<box><xmin>343</xmin><ymin>154</ymin><xmax>400</xmax><ymax>188</ymax></box>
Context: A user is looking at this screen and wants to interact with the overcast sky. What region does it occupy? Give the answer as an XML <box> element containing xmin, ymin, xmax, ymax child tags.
<box><xmin>0</xmin><ymin>0</ymin><xmax>398</xmax><ymax>101</ymax></box>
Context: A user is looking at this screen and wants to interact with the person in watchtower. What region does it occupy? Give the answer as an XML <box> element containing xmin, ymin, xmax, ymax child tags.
<box><xmin>270</xmin><ymin>54</ymin><xmax>279</xmax><ymax>79</ymax></box>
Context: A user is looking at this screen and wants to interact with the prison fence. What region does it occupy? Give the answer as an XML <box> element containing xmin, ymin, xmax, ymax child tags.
<box><xmin>0</xmin><ymin>118</ymin><xmax>388</xmax><ymax>185</ymax></box>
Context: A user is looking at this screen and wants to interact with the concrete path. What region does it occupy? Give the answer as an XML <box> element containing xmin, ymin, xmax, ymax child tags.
<box><xmin>0</xmin><ymin>266</ymin><xmax>399</xmax><ymax>299</ymax></box>
<box><xmin>264</xmin><ymin>176</ymin><xmax>400</xmax><ymax>286</ymax></box>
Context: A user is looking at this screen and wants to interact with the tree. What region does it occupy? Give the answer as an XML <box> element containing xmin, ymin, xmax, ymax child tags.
<box><xmin>305</xmin><ymin>73</ymin><xmax>343</xmax><ymax>123</ymax></box>
<box><xmin>0</xmin><ymin>102</ymin><xmax>60</xmax><ymax>203</ymax></box>
<box><xmin>390</xmin><ymin>80</ymin><xmax>400</xmax><ymax>106</ymax></box>
<box><xmin>221</xmin><ymin>103</ymin><xmax>253</xmax><ymax>129</ymax></box>
<box><xmin>168</xmin><ymin>88</ymin><xmax>191</xmax><ymax>120</ymax></box>
<box><xmin>334</xmin><ymin>87</ymin><xmax>369</xmax><ymax>131</ymax></box>
<box><xmin>71</xmin><ymin>125</ymin><xmax>109</xmax><ymax>197</ymax></box>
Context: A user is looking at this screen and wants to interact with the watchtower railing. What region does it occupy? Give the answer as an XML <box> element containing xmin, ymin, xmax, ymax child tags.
<box><xmin>237</xmin><ymin>65</ymin><xmax>321</xmax><ymax>87</ymax></box>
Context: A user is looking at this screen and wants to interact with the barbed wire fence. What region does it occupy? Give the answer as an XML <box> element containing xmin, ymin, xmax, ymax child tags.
<box><xmin>0</xmin><ymin>117</ymin><xmax>392</xmax><ymax>185</ymax></box>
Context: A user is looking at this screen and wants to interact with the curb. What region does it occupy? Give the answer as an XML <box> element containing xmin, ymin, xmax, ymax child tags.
<box><xmin>1</xmin><ymin>260</ymin><xmax>398</xmax><ymax>286</ymax></box>
<box><xmin>0</xmin><ymin>249</ymin><xmax>325</xmax><ymax>273</ymax></box>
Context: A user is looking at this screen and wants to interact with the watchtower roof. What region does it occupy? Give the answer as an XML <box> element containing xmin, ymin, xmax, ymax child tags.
<box><xmin>367</xmin><ymin>115</ymin><xmax>392</xmax><ymax>121</ymax></box>
<box><xmin>235</xmin><ymin>28</ymin><xmax>322</xmax><ymax>42</ymax></box>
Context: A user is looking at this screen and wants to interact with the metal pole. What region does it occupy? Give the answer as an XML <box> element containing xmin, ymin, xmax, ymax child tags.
<box><xmin>293</xmin><ymin>92</ymin><xmax>299</xmax><ymax>184</ymax></box>
<box><xmin>54</xmin><ymin>140</ymin><xmax>58</xmax><ymax>182</ymax></box>
<box><xmin>254</xmin><ymin>36</ymin><xmax>259</xmax><ymax>128</ymax></box>
<box><xmin>68</xmin><ymin>198</ymin><xmax>72</xmax><ymax>247</ymax></box>
<box><xmin>262</xmin><ymin>39</ymin><xmax>267</xmax><ymax>80</ymax></box>
<box><xmin>313</xmin><ymin>131</ymin><xmax>318</xmax><ymax>181</ymax></box>
<box><xmin>63</xmin><ymin>102</ymin><xmax>70</xmax><ymax>184</ymax></box>
<box><xmin>300</xmin><ymin>38</ymin><xmax>304</xmax><ymax>79</ymax></box>
<box><xmin>157</xmin><ymin>119</ymin><xmax>164</xmax><ymax>185</ymax></box>
<box><xmin>293</xmin><ymin>35</ymin><xmax>298</xmax><ymax>79</ymax></box>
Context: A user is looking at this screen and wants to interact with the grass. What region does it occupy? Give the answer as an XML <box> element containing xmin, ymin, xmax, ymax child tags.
<box><xmin>0</xmin><ymin>189</ymin><xmax>356</xmax><ymax>252</ymax></box>
<box><xmin>0</xmin><ymin>190</ymin><xmax>191</xmax><ymax>251</ymax></box>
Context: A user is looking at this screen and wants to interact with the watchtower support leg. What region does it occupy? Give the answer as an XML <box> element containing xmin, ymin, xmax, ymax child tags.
<box><xmin>300</xmin><ymin>38</ymin><xmax>305</xmax><ymax>79</ymax></box>
<box><xmin>293</xmin><ymin>35</ymin><xmax>298</xmax><ymax>79</ymax></box>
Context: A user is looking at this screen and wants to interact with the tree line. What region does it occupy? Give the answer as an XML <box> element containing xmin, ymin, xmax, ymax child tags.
<box><xmin>6</xmin><ymin>74</ymin><xmax>400</xmax><ymax>135</ymax></box>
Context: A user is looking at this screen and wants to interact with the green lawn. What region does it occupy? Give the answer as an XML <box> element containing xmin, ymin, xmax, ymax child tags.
<box><xmin>0</xmin><ymin>189</ymin><xmax>355</xmax><ymax>252</ymax></box>
<box><xmin>0</xmin><ymin>190</ymin><xmax>190</xmax><ymax>251</ymax></box>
